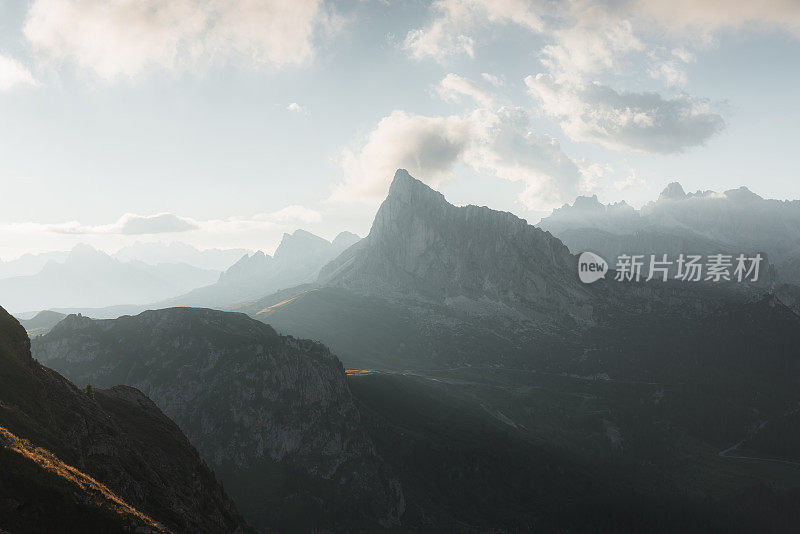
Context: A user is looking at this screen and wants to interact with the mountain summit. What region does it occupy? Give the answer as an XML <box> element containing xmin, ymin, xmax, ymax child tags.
<box><xmin>322</xmin><ymin>169</ymin><xmax>589</xmax><ymax>314</ymax></box>
<box><xmin>237</xmin><ymin>170</ymin><xmax>593</xmax><ymax>369</ymax></box>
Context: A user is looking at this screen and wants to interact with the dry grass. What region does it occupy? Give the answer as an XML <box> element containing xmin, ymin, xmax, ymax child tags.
<box><xmin>0</xmin><ymin>425</ymin><xmax>171</xmax><ymax>533</ymax></box>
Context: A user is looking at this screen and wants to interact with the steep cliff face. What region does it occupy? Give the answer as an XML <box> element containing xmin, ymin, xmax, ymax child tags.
<box><xmin>0</xmin><ymin>305</ymin><xmax>250</xmax><ymax>534</ymax></box>
<box><xmin>32</xmin><ymin>307</ymin><xmax>404</xmax><ymax>532</ymax></box>
<box><xmin>322</xmin><ymin>169</ymin><xmax>590</xmax><ymax>318</ymax></box>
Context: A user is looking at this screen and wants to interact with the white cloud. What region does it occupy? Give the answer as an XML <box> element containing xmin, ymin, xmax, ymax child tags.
<box><xmin>23</xmin><ymin>0</ymin><xmax>330</xmax><ymax>79</ymax></box>
<box><xmin>257</xmin><ymin>205</ymin><xmax>321</xmax><ymax>224</ymax></box>
<box><xmin>613</xmin><ymin>169</ymin><xmax>646</xmax><ymax>190</ymax></box>
<box><xmin>334</xmin><ymin>110</ymin><xmax>472</xmax><ymax>202</ymax></box>
<box><xmin>578</xmin><ymin>161</ymin><xmax>613</xmax><ymax>194</ymax></box>
<box><xmin>7</xmin><ymin>206</ymin><xmax>322</xmax><ymax>237</ymax></box>
<box><xmin>648</xmin><ymin>60</ymin><xmax>687</xmax><ymax>87</ymax></box>
<box><xmin>0</xmin><ymin>54</ymin><xmax>37</xmax><ymax>90</ymax></box>
<box><xmin>405</xmin><ymin>0</ymin><xmax>800</xmax><ymax>93</ymax></box>
<box><xmin>526</xmin><ymin>74</ymin><xmax>725</xmax><ymax>154</ymax></box>
<box><xmin>0</xmin><ymin>205</ymin><xmax>328</xmax><ymax>259</ymax></box>
<box><xmin>44</xmin><ymin>213</ymin><xmax>199</xmax><ymax>235</ymax></box>
<box><xmin>436</xmin><ymin>73</ymin><xmax>494</xmax><ymax>107</ymax></box>
<box><xmin>118</xmin><ymin>213</ymin><xmax>198</xmax><ymax>234</ymax></box>
<box><xmin>481</xmin><ymin>72</ymin><xmax>503</xmax><ymax>86</ymax></box>
<box><xmin>332</xmin><ymin>106</ymin><xmax>582</xmax><ymax>211</ymax></box>
<box><xmin>541</xmin><ymin>18</ymin><xmax>644</xmax><ymax>82</ymax></box>
<box><xmin>629</xmin><ymin>0</ymin><xmax>800</xmax><ymax>36</ymax></box>
<box><xmin>403</xmin><ymin>0</ymin><xmax>543</xmax><ymax>61</ymax></box>
<box><xmin>287</xmin><ymin>102</ymin><xmax>308</xmax><ymax>114</ymax></box>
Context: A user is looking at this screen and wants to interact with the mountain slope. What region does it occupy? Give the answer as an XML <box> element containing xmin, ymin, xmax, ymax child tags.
<box><xmin>31</xmin><ymin>307</ymin><xmax>404</xmax><ymax>532</ymax></box>
<box><xmin>1</xmin><ymin>425</ymin><xmax>169</xmax><ymax>533</ymax></box>
<box><xmin>0</xmin><ymin>305</ymin><xmax>251</xmax><ymax>534</ymax></box>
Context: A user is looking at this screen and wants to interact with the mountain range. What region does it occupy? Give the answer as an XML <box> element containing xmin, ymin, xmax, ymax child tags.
<box><xmin>14</xmin><ymin>169</ymin><xmax>800</xmax><ymax>532</ymax></box>
<box><xmin>166</xmin><ymin>229</ymin><xmax>361</xmax><ymax>309</ymax></box>
<box><xmin>0</xmin><ymin>245</ymin><xmax>220</xmax><ymax>313</ymax></box>
<box><xmin>234</xmin><ymin>170</ymin><xmax>756</xmax><ymax>369</ymax></box>
<box><xmin>112</xmin><ymin>242</ymin><xmax>249</xmax><ymax>271</ymax></box>
<box><xmin>538</xmin><ymin>182</ymin><xmax>800</xmax><ymax>284</ymax></box>
<box><xmin>10</xmin><ymin>231</ymin><xmax>361</xmax><ymax>321</ymax></box>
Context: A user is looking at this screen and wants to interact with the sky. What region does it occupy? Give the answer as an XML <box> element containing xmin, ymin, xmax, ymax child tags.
<box><xmin>0</xmin><ymin>0</ymin><xmax>799</xmax><ymax>259</ymax></box>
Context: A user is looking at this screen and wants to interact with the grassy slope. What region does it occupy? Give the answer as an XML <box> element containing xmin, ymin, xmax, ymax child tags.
<box><xmin>0</xmin><ymin>425</ymin><xmax>168</xmax><ymax>534</ymax></box>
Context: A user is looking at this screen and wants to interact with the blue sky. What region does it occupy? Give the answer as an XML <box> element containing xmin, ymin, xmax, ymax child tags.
<box><xmin>0</xmin><ymin>0</ymin><xmax>799</xmax><ymax>259</ymax></box>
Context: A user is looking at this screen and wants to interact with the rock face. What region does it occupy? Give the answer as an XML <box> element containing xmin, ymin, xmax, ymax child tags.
<box><xmin>32</xmin><ymin>307</ymin><xmax>404</xmax><ymax>532</ymax></box>
<box><xmin>322</xmin><ymin>169</ymin><xmax>591</xmax><ymax>318</ymax></box>
<box><xmin>0</xmin><ymin>305</ymin><xmax>251</xmax><ymax>534</ymax></box>
<box><xmin>170</xmin><ymin>229</ymin><xmax>362</xmax><ymax>309</ymax></box>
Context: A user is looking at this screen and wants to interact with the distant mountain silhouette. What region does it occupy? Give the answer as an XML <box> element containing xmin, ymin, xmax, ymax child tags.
<box><xmin>538</xmin><ymin>183</ymin><xmax>800</xmax><ymax>283</ymax></box>
<box><xmin>0</xmin><ymin>244</ymin><xmax>220</xmax><ymax>313</ymax></box>
<box><xmin>168</xmin><ymin>229</ymin><xmax>361</xmax><ymax>308</ymax></box>
<box><xmin>18</xmin><ymin>310</ymin><xmax>66</xmax><ymax>336</ymax></box>
<box><xmin>0</xmin><ymin>250</ymin><xmax>69</xmax><ymax>279</ymax></box>
<box><xmin>113</xmin><ymin>241</ymin><xmax>248</xmax><ymax>271</ymax></box>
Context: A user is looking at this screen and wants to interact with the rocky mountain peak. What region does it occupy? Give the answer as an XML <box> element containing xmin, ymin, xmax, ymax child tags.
<box><xmin>273</xmin><ymin>229</ymin><xmax>331</xmax><ymax>261</ymax></box>
<box><xmin>658</xmin><ymin>181</ymin><xmax>687</xmax><ymax>201</ymax></box>
<box><xmin>381</xmin><ymin>169</ymin><xmax>447</xmax><ymax>211</ymax></box>
<box><xmin>332</xmin><ymin>231</ymin><xmax>361</xmax><ymax>250</ymax></box>
<box><xmin>571</xmin><ymin>194</ymin><xmax>605</xmax><ymax>212</ymax></box>
<box><xmin>49</xmin><ymin>313</ymin><xmax>94</xmax><ymax>335</ymax></box>
<box><xmin>322</xmin><ymin>170</ymin><xmax>589</xmax><ymax>318</ymax></box>
<box><xmin>724</xmin><ymin>185</ymin><xmax>763</xmax><ymax>203</ymax></box>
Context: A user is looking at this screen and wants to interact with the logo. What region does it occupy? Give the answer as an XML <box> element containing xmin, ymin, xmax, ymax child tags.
<box><xmin>578</xmin><ymin>251</ymin><xmax>608</xmax><ymax>284</ymax></box>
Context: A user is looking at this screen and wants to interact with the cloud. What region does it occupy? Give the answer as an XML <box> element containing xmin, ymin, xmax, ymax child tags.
<box><xmin>526</xmin><ymin>74</ymin><xmax>725</xmax><ymax>153</ymax></box>
<box><xmin>613</xmin><ymin>170</ymin><xmax>646</xmax><ymax>190</ymax></box>
<box><xmin>629</xmin><ymin>0</ymin><xmax>800</xmax><ymax>36</ymax></box>
<box><xmin>0</xmin><ymin>54</ymin><xmax>37</xmax><ymax>90</ymax></box>
<box><xmin>23</xmin><ymin>0</ymin><xmax>331</xmax><ymax>79</ymax></box>
<box><xmin>286</xmin><ymin>102</ymin><xmax>308</xmax><ymax>114</ymax></box>
<box><xmin>541</xmin><ymin>18</ymin><xmax>644</xmax><ymax>82</ymax></box>
<box><xmin>436</xmin><ymin>73</ymin><xmax>494</xmax><ymax>107</ymax></box>
<box><xmin>44</xmin><ymin>213</ymin><xmax>199</xmax><ymax>235</ymax></box>
<box><xmin>481</xmin><ymin>73</ymin><xmax>502</xmax><ymax>87</ymax></box>
<box><xmin>334</xmin><ymin>110</ymin><xmax>472</xmax><ymax>202</ymax></box>
<box><xmin>118</xmin><ymin>213</ymin><xmax>198</xmax><ymax>234</ymax></box>
<box><xmin>404</xmin><ymin>0</ymin><xmax>800</xmax><ymax>93</ymax></box>
<box><xmin>403</xmin><ymin>0</ymin><xmax>543</xmax><ymax>61</ymax></box>
<box><xmin>332</xmin><ymin>106</ymin><xmax>583</xmax><ymax>211</ymax></box>
<box><xmin>256</xmin><ymin>205</ymin><xmax>321</xmax><ymax>224</ymax></box>
<box><xmin>11</xmin><ymin>206</ymin><xmax>322</xmax><ymax>237</ymax></box>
